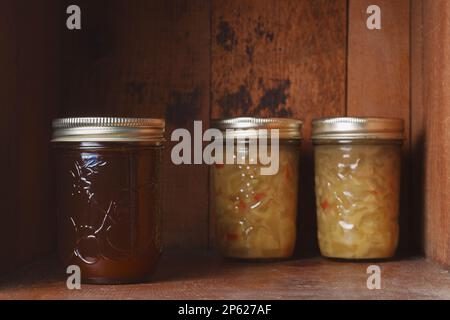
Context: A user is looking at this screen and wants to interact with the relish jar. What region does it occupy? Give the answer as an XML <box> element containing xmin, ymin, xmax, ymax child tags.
<box><xmin>211</xmin><ymin>117</ymin><xmax>302</xmax><ymax>260</ymax></box>
<box><xmin>312</xmin><ymin>117</ymin><xmax>403</xmax><ymax>259</ymax></box>
<box><xmin>52</xmin><ymin>117</ymin><xmax>164</xmax><ymax>284</ymax></box>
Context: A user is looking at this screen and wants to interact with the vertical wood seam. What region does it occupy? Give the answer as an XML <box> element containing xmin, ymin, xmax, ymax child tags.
<box><xmin>345</xmin><ymin>0</ymin><xmax>350</xmax><ymax>116</ymax></box>
<box><xmin>208</xmin><ymin>0</ymin><xmax>213</xmax><ymax>249</ymax></box>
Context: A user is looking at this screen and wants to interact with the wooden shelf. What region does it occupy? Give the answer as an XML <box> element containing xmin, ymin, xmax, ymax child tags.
<box><xmin>1</xmin><ymin>251</ymin><xmax>449</xmax><ymax>300</ymax></box>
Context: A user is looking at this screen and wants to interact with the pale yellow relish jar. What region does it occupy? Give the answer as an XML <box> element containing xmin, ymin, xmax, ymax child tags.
<box><xmin>312</xmin><ymin>117</ymin><xmax>404</xmax><ymax>260</ymax></box>
<box><xmin>211</xmin><ymin>117</ymin><xmax>302</xmax><ymax>260</ymax></box>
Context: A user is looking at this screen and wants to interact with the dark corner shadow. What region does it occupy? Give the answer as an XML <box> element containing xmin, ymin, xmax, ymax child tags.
<box><xmin>151</xmin><ymin>249</ymin><xmax>301</xmax><ymax>284</ymax></box>
<box><xmin>410</xmin><ymin>131</ymin><xmax>426</xmax><ymax>256</ymax></box>
<box><xmin>321</xmin><ymin>254</ymin><xmax>422</xmax><ymax>264</ymax></box>
<box><xmin>295</xmin><ymin>144</ymin><xmax>320</xmax><ymax>259</ymax></box>
<box><xmin>0</xmin><ymin>254</ymin><xmax>65</xmax><ymax>290</ymax></box>
<box><xmin>0</xmin><ymin>250</ymin><xmax>310</xmax><ymax>289</ymax></box>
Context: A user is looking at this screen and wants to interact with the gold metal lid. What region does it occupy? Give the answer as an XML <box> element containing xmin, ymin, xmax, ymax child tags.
<box><xmin>52</xmin><ymin>117</ymin><xmax>165</xmax><ymax>143</ymax></box>
<box><xmin>312</xmin><ymin>117</ymin><xmax>404</xmax><ymax>141</ymax></box>
<box><xmin>212</xmin><ymin>117</ymin><xmax>303</xmax><ymax>139</ymax></box>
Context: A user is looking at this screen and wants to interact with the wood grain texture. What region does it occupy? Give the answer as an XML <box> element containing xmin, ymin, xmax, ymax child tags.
<box><xmin>211</xmin><ymin>0</ymin><xmax>347</xmax><ymax>254</ymax></box>
<box><xmin>60</xmin><ymin>0</ymin><xmax>211</xmax><ymax>249</ymax></box>
<box><xmin>420</xmin><ymin>0</ymin><xmax>450</xmax><ymax>267</ymax></box>
<box><xmin>411</xmin><ymin>0</ymin><xmax>425</xmax><ymax>255</ymax></box>
<box><xmin>348</xmin><ymin>0</ymin><xmax>410</xmax><ymax>117</ymax></box>
<box><xmin>3</xmin><ymin>0</ymin><xmax>448</xmax><ymax>281</ymax></box>
<box><xmin>347</xmin><ymin>0</ymin><xmax>413</xmax><ymax>254</ymax></box>
<box><xmin>0</xmin><ymin>0</ymin><xmax>61</xmax><ymax>275</ymax></box>
<box><xmin>1</xmin><ymin>253</ymin><xmax>450</xmax><ymax>299</ymax></box>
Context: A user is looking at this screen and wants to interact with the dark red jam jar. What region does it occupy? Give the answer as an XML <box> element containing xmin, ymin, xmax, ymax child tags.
<box><xmin>52</xmin><ymin>118</ymin><xmax>165</xmax><ymax>284</ymax></box>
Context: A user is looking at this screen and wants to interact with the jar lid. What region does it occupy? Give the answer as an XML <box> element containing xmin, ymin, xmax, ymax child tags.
<box><xmin>52</xmin><ymin>117</ymin><xmax>165</xmax><ymax>143</ymax></box>
<box><xmin>312</xmin><ymin>117</ymin><xmax>404</xmax><ymax>141</ymax></box>
<box><xmin>212</xmin><ymin>117</ymin><xmax>303</xmax><ymax>139</ymax></box>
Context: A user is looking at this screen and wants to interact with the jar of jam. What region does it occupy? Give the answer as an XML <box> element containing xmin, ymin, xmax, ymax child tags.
<box><xmin>52</xmin><ymin>117</ymin><xmax>165</xmax><ymax>284</ymax></box>
<box><xmin>312</xmin><ymin>117</ymin><xmax>404</xmax><ymax>259</ymax></box>
<box><xmin>211</xmin><ymin>117</ymin><xmax>302</xmax><ymax>260</ymax></box>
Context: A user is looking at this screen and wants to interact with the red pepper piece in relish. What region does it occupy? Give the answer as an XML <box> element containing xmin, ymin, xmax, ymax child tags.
<box><xmin>253</xmin><ymin>192</ymin><xmax>266</xmax><ymax>202</ymax></box>
<box><xmin>238</xmin><ymin>200</ymin><xmax>247</xmax><ymax>210</ymax></box>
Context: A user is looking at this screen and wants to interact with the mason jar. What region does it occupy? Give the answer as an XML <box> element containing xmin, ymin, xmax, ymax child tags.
<box><xmin>211</xmin><ymin>117</ymin><xmax>302</xmax><ymax>260</ymax></box>
<box><xmin>52</xmin><ymin>117</ymin><xmax>164</xmax><ymax>284</ymax></box>
<box><xmin>312</xmin><ymin>117</ymin><xmax>403</xmax><ymax>259</ymax></box>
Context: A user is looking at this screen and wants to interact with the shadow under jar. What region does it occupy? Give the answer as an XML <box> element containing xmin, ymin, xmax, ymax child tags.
<box><xmin>211</xmin><ymin>118</ymin><xmax>302</xmax><ymax>260</ymax></box>
<box><xmin>52</xmin><ymin>118</ymin><xmax>165</xmax><ymax>284</ymax></box>
<box><xmin>312</xmin><ymin>117</ymin><xmax>404</xmax><ymax>260</ymax></box>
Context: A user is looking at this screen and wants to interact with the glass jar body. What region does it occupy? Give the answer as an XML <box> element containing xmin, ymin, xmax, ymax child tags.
<box><xmin>313</xmin><ymin>141</ymin><xmax>401</xmax><ymax>259</ymax></box>
<box><xmin>53</xmin><ymin>142</ymin><xmax>163</xmax><ymax>284</ymax></box>
<box><xmin>212</xmin><ymin>141</ymin><xmax>300</xmax><ymax>260</ymax></box>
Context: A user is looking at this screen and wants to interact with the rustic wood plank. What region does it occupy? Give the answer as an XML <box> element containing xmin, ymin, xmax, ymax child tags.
<box><xmin>0</xmin><ymin>0</ymin><xmax>61</xmax><ymax>275</ymax></box>
<box><xmin>0</xmin><ymin>0</ymin><xmax>18</xmax><ymax>276</ymax></box>
<box><xmin>420</xmin><ymin>0</ymin><xmax>450</xmax><ymax>267</ymax></box>
<box><xmin>0</xmin><ymin>0</ymin><xmax>19</xmax><ymax>276</ymax></box>
<box><xmin>411</xmin><ymin>0</ymin><xmax>425</xmax><ymax>255</ymax></box>
<box><xmin>1</xmin><ymin>253</ymin><xmax>449</xmax><ymax>299</ymax></box>
<box><xmin>211</xmin><ymin>0</ymin><xmax>347</xmax><ymax>255</ymax></box>
<box><xmin>347</xmin><ymin>0</ymin><xmax>412</xmax><ymax>254</ymax></box>
<box><xmin>60</xmin><ymin>0</ymin><xmax>211</xmax><ymax>249</ymax></box>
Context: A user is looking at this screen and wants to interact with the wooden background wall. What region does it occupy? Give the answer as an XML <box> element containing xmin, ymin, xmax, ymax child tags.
<box><xmin>1</xmin><ymin>0</ymin><xmax>448</xmax><ymax>275</ymax></box>
<box><xmin>347</xmin><ymin>0</ymin><xmax>412</xmax><ymax>253</ymax></box>
<box><xmin>0</xmin><ymin>0</ymin><xmax>61</xmax><ymax>275</ymax></box>
<box><xmin>411</xmin><ymin>0</ymin><xmax>450</xmax><ymax>267</ymax></box>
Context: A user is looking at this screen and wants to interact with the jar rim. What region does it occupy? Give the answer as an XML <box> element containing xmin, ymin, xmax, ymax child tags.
<box><xmin>211</xmin><ymin>117</ymin><xmax>303</xmax><ymax>140</ymax></box>
<box><xmin>312</xmin><ymin>116</ymin><xmax>404</xmax><ymax>141</ymax></box>
<box><xmin>51</xmin><ymin>117</ymin><xmax>165</xmax><ymax>143</ymax></box>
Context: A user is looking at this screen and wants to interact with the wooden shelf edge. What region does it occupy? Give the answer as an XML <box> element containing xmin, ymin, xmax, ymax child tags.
<box><xmin>1</xmin><ymin>251</ymin><xmax>449</xmax><ymax>300</ymax></box>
